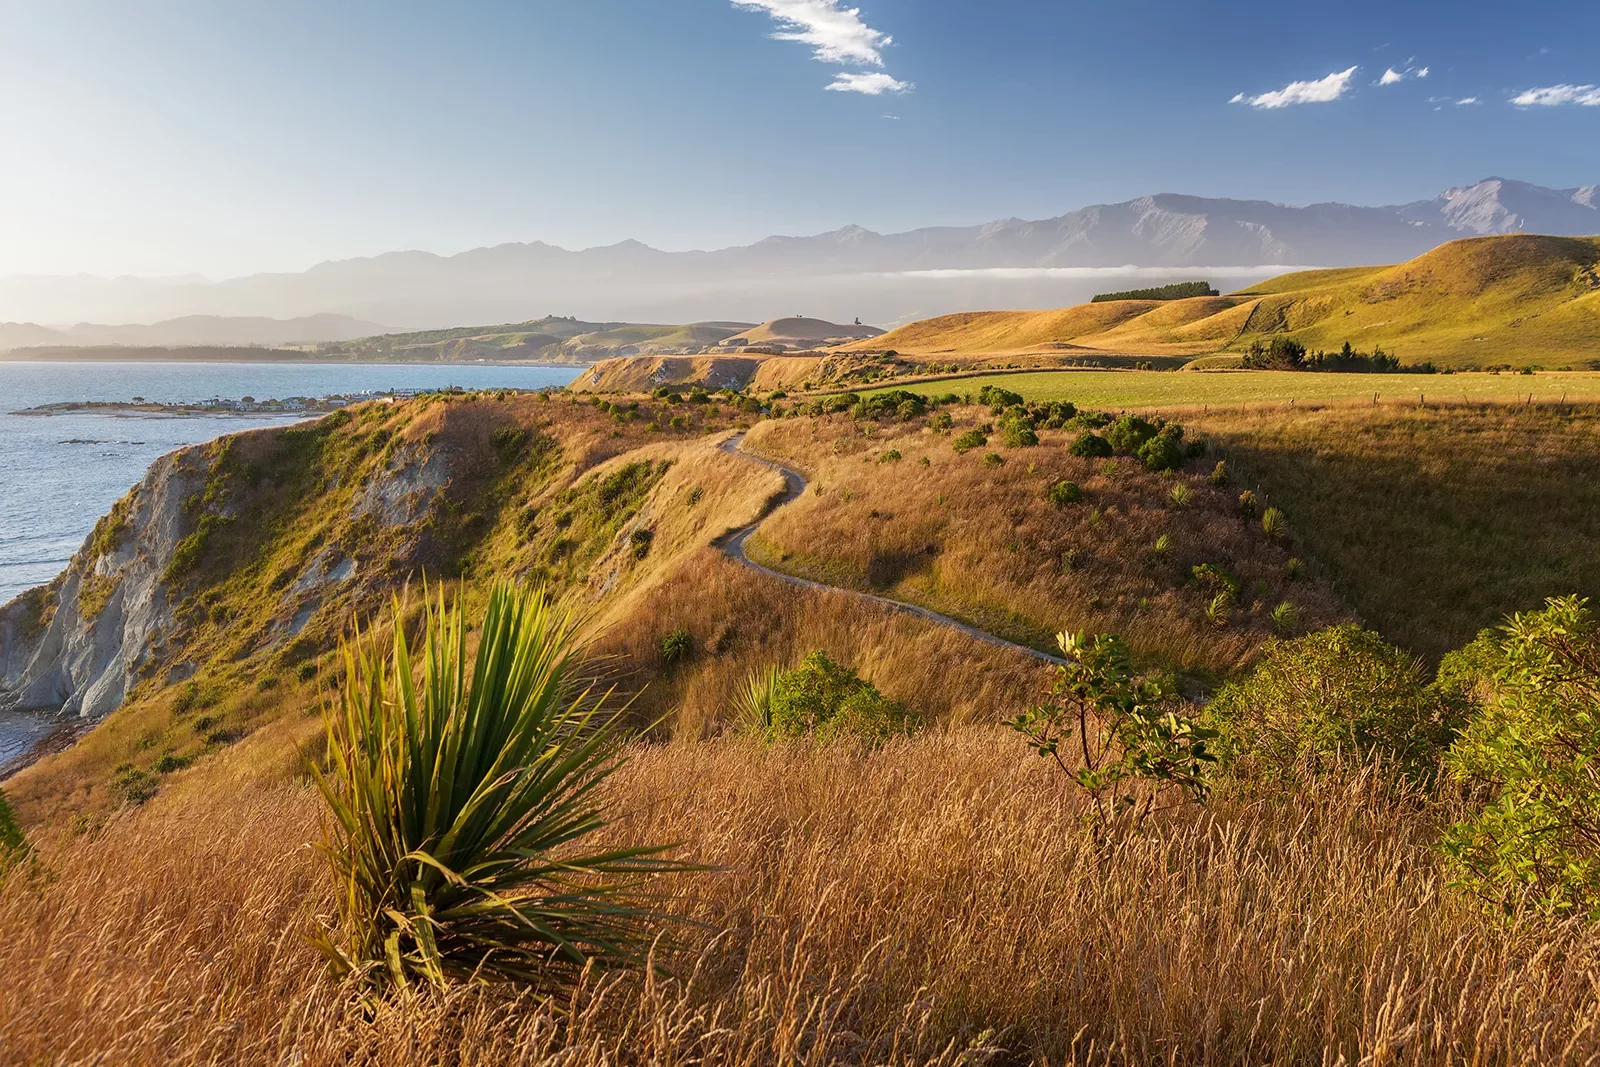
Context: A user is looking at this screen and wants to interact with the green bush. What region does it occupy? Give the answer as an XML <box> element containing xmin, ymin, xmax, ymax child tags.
<box><xmin>1045</xmin><ymin>480</ymin><xmax>1083</xmax><ymax>507</ymax></box>
<box><xmin>768</xmin><ymin>651</ymin><xmax>922</xmax><ymax>744</ymax></box>
<box><xmin>878</xmin><ymin>449</ymin><xmax>902</xmax><ymax>463</ymax></box>
<box><xmin>1136</xmin><ymin>429</ymin><xmax>1185</xmax><ymax>472</ymax></box>
<box><xmin>928</xmin><ymin>411</ymin><xmax>953</xmax><ymax>433</ymax></box>
<box><xmin>1209</xmin><ymin>461</ymin><xmax>1229</xmax><ymax>486</ymax></box>
<box><xmin>1205</xmin><ymin>625</ymin><xmax>1467</xmax><ymax>782</ymax></box>
<box><xmin>1069</xmin><ymin>432</ymin><xmax>1113</xmax><ymax>458</ymax></box>
<box><xmin>629</xmin><ymin>528</ymin><xmax>654</xmax><ymax>560</ymax></box>
<box><xmin>1000</xmin><ymin>417</ymin><xmax>1039</xmax><ymax>448</ymax></box>
<box><xmin>978</xmin><ymin>385</ymin><xmax>1025</xmax><ymax>410</ymax></box>
<box><xmin>982</xmin><ymin>452</ymin><xmax>1004</xmax><ymax>468</ymax></box>
<box><xmin>1105</xmin><ymin>414</ymin><xmax>1159</xmax><ymax>454</ymax></box>
<box><xmin>952</xmin><ymin>429</ymin><xmax>988</xmax><ymax>454</ymax></box>
<box><xmin>312</xmin><ymin>582</ymin><xmax>687</xmax><ymax>988</ymax></box>
<box><xmin>660</xmin><ymin>628</ymin><xmax>692</xmax><ymax>664</ymax></box>
<box><xmin>1237</xmin><ymin>490</ymin><xmax>1259</xmax><ymax>519</ymax></box>
<box><xmin>1441</xmin><ymin>597</ymin><xmax>1600</xmax><ymax>916</ymax></box>
<box><xmin>0</xmin><ymin>788</ymin><xmax>28</xmax><ymax>868</ymax></box>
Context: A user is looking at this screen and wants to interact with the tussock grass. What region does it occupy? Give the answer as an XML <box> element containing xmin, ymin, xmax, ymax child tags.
<box><xmin>4</xmin><ymin>736</ymin><xmax>1600</xmax><ymax>1063</ymax></box>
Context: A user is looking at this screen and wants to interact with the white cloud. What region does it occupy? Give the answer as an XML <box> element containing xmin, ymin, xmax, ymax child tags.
<box><xmin>826</xmin><ymin>71</ymin><xmax>911</xmax><ymax>95</ymax></box>
<box><xmin>1512</xmin><ymin>84</ymin><xmax>1600</xmax><ymax>107</ymax></box>
<box><xmin>731</xmin><ymin>0</ymin><xmax>891</xmax><ymax>66</ymax></box>
<box><xmin>1233</xmin><ymin>66</ymin><xmax>1358</xmax><ymax>109</ymax></box>
<box><xmin>1456</xmin><ymin>97</ymin><xmax>1480</xmax><ymax>106</ymax></box>
<box><xmin>1229</xmin><ymin>92</ymin><xmax>1245</xmax><ymax>104</ymax></box>
<box><xmin>1377</xmin><ymin>63</ymin><xmax>1427</xmax><ymax>86</ymax></box>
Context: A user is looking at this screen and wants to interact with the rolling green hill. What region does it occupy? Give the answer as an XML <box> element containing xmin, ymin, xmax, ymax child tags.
<box><xmin>318</xmin><ymin>316</ymin><xmax>753</xmax><ymax>362</ymax></box>
<box><xmin>848</xmin><ymin>235</ymin><xmax>1600</xmax><ymax>368</ymax></box>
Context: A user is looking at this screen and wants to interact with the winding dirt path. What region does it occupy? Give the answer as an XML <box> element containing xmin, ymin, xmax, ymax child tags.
<box><xmin>714</xmin><ymin>434</ymin><xmax>1066</xmax><ymax>667</ymax></box>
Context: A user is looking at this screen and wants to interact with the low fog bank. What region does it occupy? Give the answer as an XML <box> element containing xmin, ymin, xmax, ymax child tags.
<box><xmin>0</xmin><ymin>266</ymin><xmax>1303</xmax><ymax>338</ymax></box>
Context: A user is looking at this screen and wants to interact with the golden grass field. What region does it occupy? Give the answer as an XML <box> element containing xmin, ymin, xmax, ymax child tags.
<box><xmin>847</xmin><ymin>235</ymin><xmax>1600</xmax><ymax>367</ymax></box>
<box><xmin>8</xmin><ymin>733</ymin><xmax>1600</xmax><ymax>1065</ymax></box>
<box><xmin>871</xmin><ymin>367</ymin><xmax>1600</xmax><ymax>409</ymax></box>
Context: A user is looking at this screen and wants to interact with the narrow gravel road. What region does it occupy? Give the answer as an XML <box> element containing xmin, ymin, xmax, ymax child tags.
<box><xmin>714</xmin><ymin>434</ymin><xmax>1066</xmax><ymax>667</ymax></box>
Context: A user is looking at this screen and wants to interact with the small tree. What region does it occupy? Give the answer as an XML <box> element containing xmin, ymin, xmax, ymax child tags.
<box><xmin>1005</xmin><ymin>633</ymin><xmax>1216</xmax><ymax>830</ymax></box>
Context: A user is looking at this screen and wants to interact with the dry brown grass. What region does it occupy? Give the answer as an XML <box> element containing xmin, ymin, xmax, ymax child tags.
<box><xmin>597</xmin><ymin>549</ymin><xmax>1052</xmax><ymax>735</ymax></box>
<box><xmin>739</xmin><ymin>411</ymin><xmax>1345</xmax><ymax>678</ymax></box>
<box><xmin>5</xmin><ymin>733</ymin><xmax>1600</xmax><ymax>1065</ymax></box>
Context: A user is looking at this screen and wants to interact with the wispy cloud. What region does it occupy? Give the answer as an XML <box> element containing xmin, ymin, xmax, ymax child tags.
<box><xmin>1512</xmin><ymin>84</ymin><xmax>1600</xmax><ymax>107</ymax></box>
<box><xmin>827</xmin><ymin>71</ymin><xmax>911</xmax><ymax>95</ymax></box>
<box><xmin>1456</xmin><ymin>97</ymin><xmax>1481</xmax><ymax>106</ymax></box>
<box><xmin>1378</xmin><ymin>63</ymin><xmax>1427</xmax><ymax>86</ymax></box>
<box><xmin>731</xmin><ymin>1</ymin><xmax>911</xmax><ymax>95</ymax></box>
<box><xmin>1232</xmin><ymin>67</ymin><xmax>1358</xmax><ymax>109</ymax></box>
<box><xmin>731</xmin><ymin>0</ymin><xmax>890</xmax><ymax>65</ymax></box>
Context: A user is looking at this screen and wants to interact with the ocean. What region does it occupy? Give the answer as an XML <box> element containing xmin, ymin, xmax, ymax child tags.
<box><xmin>0</xmin><ymin>360</ymin><xmax>579</xmax><ymax>767</ymax></box>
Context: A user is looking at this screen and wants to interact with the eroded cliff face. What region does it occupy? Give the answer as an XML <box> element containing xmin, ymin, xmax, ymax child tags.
<box><xmin>0</xmin><ymin>393</ymin><xmax>690</xmax><ymax>728</ymax></box>
<box><xmin>0</xmin><ymin>449</ymin><xmax>207</xmax><ymax>720</ymax></box>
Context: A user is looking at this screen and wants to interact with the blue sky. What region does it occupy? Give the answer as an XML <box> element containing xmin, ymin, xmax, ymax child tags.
<box><xmin>0</xmin><ymin>0</ymin><xmax>1596</xmax><ymax>278</ymax></box>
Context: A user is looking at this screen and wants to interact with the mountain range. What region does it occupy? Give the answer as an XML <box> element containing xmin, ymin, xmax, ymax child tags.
<box><xmin>1</xmin><ymin>178</ymin><xmax>1594</xmax><ymax>334</ymax></box>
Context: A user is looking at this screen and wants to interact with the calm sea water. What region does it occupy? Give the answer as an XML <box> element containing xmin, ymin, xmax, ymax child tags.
<box><xmin>0</xmin><ymin>361</ymin><xmax>579</xmax><ymax>766</ymax></box>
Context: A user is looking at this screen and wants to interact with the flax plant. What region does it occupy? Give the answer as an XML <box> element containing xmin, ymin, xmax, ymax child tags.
<box><xmin>312</xmin><ymin>581</ymin><xmax>685</xmax><ymax>990</ymax></box>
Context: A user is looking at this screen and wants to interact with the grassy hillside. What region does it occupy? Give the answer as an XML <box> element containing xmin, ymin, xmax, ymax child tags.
<box><xmin>12</xmin><ymin>381</ymin><xmax>1600</xmax><ymax>1062</ymax></box>
<box><xmin>741</xmin><ymin>412</ymin><xmax>1343</xmax><ymax>677</ymax></box>
<box><xmin>1190</xmin><ymin>405</ymin><xmax>1600</xmax><ymax>659</ymax></box>
<box><xmin>319</xmin><ymin>317</ymin><xmax>752</xmax><ymax>362</ymax></box>
<box><xmin>848</xmin><ymin>234</ymin><xmax>1600</xmax><ymax>368</ymax></box>
<box><xmin>720</xmin><ymin>316</ymin><xmax>884</xmax><ymax>350</ymax></box>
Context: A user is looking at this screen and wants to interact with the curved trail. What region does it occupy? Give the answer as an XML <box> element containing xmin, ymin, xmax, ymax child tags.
<box><xmin>714</xmin><ymin>434</ymin><xmax>1066</xmax><ymax>667</ymax></box>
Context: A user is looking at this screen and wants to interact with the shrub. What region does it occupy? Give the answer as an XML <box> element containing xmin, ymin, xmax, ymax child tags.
<box><xmin>1205</xmin><ymin>625</ymin><xmax>1467</xmax><ymax>783</ymax></box>
<box><xmin>153</xmin><ymin>752</ymin><xmax>190</xmax><ymax>774</ymax></box>
<box><xmin>0</xmin><ymin>788</ymin><xmax>28</xmax><ymax>869</ymax></box>
<box><xmin>311</xmin><ymin>582</ymin><xmax>687</xmax><ymax>988</ymax></box>
<box><xmin>1105</xmin><ymin>415</ymin><xmax>1159</xmax><ymax>455</ymax></box>
<box><xmin>629</xmin><ymin>528</ymin><xmax>654</xmax><ymax>560</ymax></box>
<box><xmin>112</xmin><ymin>766</ymin><xmax>158</xmax><ymax>806</ymax></box>
<box><xmin>660</xmin><ymin>628</ymin><xmax>692</xmax><ymax>664</ymax></box>
<box><xmin>1442</xmin><ymin>597</ymin><xmax>1600</xmax><ymax>916</ymax></box>
<box><xmin>296</xmin><ymin>661</ymin><xmax>318</xmax><ymax>683</ymax></box>
<box><xmin>952</xmin><ymin>430</ymin><xmax>987</xmax><ymax>454</ymax></box>
<box><xmin>768</xmin><ymin>651</ymin><xmax>922</xmax><ymax>744</ymax></box>
<box><xmin>1137</xmin><ymin>431</ymin><xmax>1185</xmax><ymax>472</ymax></box>
<box><xmin>1069</xmin><ymin>432</ymin><xmax>1113</xmax><ymax>458</ymax></box>
<box><xmin>978</xmin><ymin>385</ymin><xmax>1024</xmax><ymax>410</ymax></box>
<box><xmin>1001</xmin><ymin>419</ymin><xmax>1039</xmax><ymax>448</ymax></box>
<box><xmin>878</xmin><ymin>449</ymin><xmax>902</xmax><ymax>463</ymax></box>
<box><xmin>928</xmin><ymin>411</ymin><xmax>953</xmax><ymax>433</ymax></box>
<box><xmin>1045</xmin><ymin>480</ymin><xmax>1083</xmax><ymax>507</ymax></box>
<box><xmin>1237</xmin><ymin>490</ymin><xmax>1259</xmax><ymax>519</ymax></box>
<box><xmin>982</xmin><ymin>452</ymin><xmax>1004</xmax><ymax>468</ymax></box>
<box><xmin>1005</xmin><ymin>632</ymin><xmax>1215</xmax><ymax>830</ymax></box>
<box><xmin>1261</xmin><ymin>506</ymin><xmax>1287</xmax><ymax>539</ymax></box>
